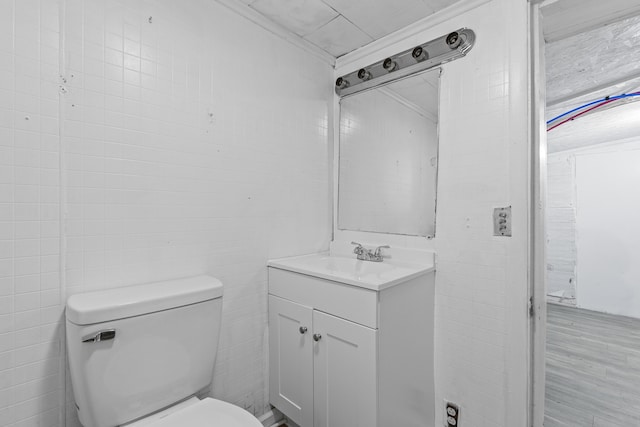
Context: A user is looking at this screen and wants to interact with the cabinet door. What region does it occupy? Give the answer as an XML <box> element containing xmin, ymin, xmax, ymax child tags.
<box><xmin>313</xmin><ymin>311</ymin><xmax>377</xmax><ymax>427</ymax></box>
<box><xmin>268</xmin><ymin>295</ymin><xmax>313</xmax><ymax>427</ymax></box>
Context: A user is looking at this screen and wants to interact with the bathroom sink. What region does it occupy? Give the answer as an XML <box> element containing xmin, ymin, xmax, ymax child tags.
<box><xmin>307</xmin><ymin>255</ymin><xmax>395</xmax><ymax>275</ymax></box>
<box><xmin>267</xmin><ymin>245</ymin><xmax>435</xmax><ymax>291</ymax></box>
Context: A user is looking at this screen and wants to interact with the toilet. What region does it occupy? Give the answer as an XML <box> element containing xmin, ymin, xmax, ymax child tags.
<box><xmin>65</xmin><ymin>276</ymin><xmax>263</xmax><ymax>427</ymax></box>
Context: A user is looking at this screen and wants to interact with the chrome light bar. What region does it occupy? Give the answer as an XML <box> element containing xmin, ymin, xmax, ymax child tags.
<box><xmin>335</xmin><ymin>28</ymin><xmax>476</xmax><ymax>97</ymax></box>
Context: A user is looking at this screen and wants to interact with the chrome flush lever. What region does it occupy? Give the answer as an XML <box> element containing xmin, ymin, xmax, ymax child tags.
<box><xmin>82</xmin><ymin>329</ymin><xmax>116</xmax><ymax>343</ymax></box>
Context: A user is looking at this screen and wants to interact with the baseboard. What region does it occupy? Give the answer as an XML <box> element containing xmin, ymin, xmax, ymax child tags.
<box><xmin>257</xmin><ymin>408</ymin><xmax>284</xmax><ymax>426</ymax></box>
<box><xmin>547</xmin><ymin>295</ymin><xmax>577</xmax><ymax>306</ymax></box>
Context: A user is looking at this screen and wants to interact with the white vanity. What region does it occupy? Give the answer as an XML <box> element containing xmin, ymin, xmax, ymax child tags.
<box><xmin>267</xmin><ymin>243</ymin><xmax>435</xmax><ymax>427</ymax></box>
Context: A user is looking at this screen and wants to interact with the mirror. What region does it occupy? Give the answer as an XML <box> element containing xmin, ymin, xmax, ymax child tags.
<box><xmin>338</xmin><ymin>69</ymin><xmax>440</xmax><ymax>237</ymax></box>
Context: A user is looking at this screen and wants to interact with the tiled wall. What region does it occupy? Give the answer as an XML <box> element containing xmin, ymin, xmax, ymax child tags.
<box><xmin>546</xmin><ymin>154</ymin><xmax>577</xmax><ymax>300</ymax></box>
<box><xmin>334</xmin><ymin>0</ymin><xmax>531</xmax><ymax>425</ymax></box>
<box><xmin>1</xmin><ymin>0</ymin><xmax>333</xmax><ymax>425</ymax></box>
<box><xmin>0</xmin><ymin>0</ymin><xmax>63</xmax><ymax>425</ymax></box>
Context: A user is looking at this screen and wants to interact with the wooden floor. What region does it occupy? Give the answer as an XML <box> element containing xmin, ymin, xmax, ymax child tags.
<box><xmin>544</xmin><ymin>303</ymin><xmax>640</xmax><ymax>426</ymax></box>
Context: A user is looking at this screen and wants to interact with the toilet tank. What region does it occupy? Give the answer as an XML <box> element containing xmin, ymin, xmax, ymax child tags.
<box><xmin>66</xmin><ymin>276</ymin><xmax>224</xmax><ymax>427</ymax></box>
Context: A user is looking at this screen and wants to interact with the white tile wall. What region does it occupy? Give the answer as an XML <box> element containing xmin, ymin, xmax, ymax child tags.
<box><xmin>334</xmin><ymin>0</ymin><xmax>531</xmax><ymax>425</ymax></box>
<box><xmin>0</xmin><ymin>0</ymin><xmax>64</xmax><ymax>425</ymax></box>
<box><xmin>546</xmin><ymin>154</ymin><xmax>577</xmax><ymax>299</ymax></box>
<box><xmin>1</xmin><ymin>0</ymin><xmax>333</xmax><ymax>425</ymax></box>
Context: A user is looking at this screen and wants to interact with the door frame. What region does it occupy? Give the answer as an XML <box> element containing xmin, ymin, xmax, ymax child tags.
<box><xmin>528</xmin><ymin>1</ymin><xmax>548</xmax><ymax>426</ymax></box>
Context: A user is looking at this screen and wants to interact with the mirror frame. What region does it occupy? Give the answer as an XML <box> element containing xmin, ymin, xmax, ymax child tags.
<box><xmin>336</xmin><ymin>67</ymin><xmax>442</xmax><ymax>238</ymax></box>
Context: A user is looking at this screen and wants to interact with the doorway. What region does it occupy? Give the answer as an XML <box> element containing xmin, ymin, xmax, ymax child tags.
<box><xmin>531</xmin><ymin>1</ymin><xmax>640</xmax><ymax>425</ymax></box>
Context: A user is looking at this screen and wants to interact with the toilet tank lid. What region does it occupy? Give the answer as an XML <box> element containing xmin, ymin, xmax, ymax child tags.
<box><xmin>66</xmin><ymin>275</ymin><xmax>223</xmax><ymax>325</ymax></box>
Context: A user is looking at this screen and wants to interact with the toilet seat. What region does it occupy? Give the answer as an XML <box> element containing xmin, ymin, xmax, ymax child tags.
<box><xmin>134</xmin><ymin>397</ymin><xmax>262</xmax><ymax>427</ymax></box>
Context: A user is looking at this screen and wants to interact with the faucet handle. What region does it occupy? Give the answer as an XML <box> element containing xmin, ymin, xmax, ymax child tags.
<box><xmin>351</xmin><ymin>241</ymin><xmax>364</xmax><ymax>254</ymax></box>
<box><xmin>374</xmin><ymin>245</ymin><xmax>390</xmax><ymax>256</ymax></box>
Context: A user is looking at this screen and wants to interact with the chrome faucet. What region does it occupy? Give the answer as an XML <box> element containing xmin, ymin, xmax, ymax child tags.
<box><xmin>351</xmin><ymin>242</ymin><xmax>390</xmax><ymax>262</ymax></box>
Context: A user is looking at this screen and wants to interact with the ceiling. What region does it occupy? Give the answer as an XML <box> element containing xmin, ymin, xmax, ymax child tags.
<box><xmin>228</xmin><ymin>0</ymin><xmax>640</xmax><ymax>151</ymax></box>
<box><xmin>541</xmin><ymin>0</ymin><xmax>640</xmax><ymax>43</ymax></box>
<box><xmin>546</xmin><ymin>102</ymin><xmax>640</xmax><ymax>153</ymax></box>
<box><xmin>233</xmin><ymin>0</ymin><xmax>459</xmax><ymax>57</ymax></box>
<box><xmin>543</xmin><ymin>1</ymin><xmax>640</xmax><ymax>153</ymax></box>
<box><xmin>545</xmin><ymin>13</ymin><xmax>640</xmax><ymax>106</ymax></box>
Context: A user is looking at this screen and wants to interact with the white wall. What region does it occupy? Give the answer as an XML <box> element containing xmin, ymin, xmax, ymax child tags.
<box><xmin>0</xmin><ymin>0</ymin><xmax>333</xmax><ymax>425</ymax></box>
<box><xmin>546</xmin><ymin>139</ymin><xmax>640</xmax><ymax>307</ymax></box>
<box><xmin>334</xmin><ymin>0</ymin><xmax>531</xmax><ymax>425</ymax></box>
<box><xmin>576</xmin><ymin>148</ymin><xmax>640</xmax><ymax>317</ymax></box>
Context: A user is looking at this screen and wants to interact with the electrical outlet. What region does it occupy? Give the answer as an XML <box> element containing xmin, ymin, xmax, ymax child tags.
<box><xmin>444</xmin><ymin>401</ymin><xmax>460</xmax><ymax>426</ymax></box>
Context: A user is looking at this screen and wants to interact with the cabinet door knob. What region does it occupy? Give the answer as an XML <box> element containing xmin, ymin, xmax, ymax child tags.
<box><xmin>313</xmin><ymin>333</ymin><xmax>322</xmax><ymax>342</ymax></box>
<box><xmin>299</xmin><ymin>326</ymin><xmax>308</xmax><ymax>334</ymax></box>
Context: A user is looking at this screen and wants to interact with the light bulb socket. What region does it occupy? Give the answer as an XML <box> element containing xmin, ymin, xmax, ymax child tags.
<box><xmin>412</xmin><ymin>46</ymin><xmax>428</xmax><ymax>61</ymax></box>
<box><xmin>335</xmin><ymin>77</ymin><xmax>349</xmax><ymax>89</ymax></box>
<box><xmin>357</xmin><ymin>68</ymin><xmax>372</xmax><ymax>80</ymax></box>
<box><xmin>446</xmin><ymin>32</ymin><xmax>462</xmax><ymax>49</ymax></box>
<box><xmin>382</xmin><ymin>58</ymin><xmax>397</xmax><ymax>72</ymax></box>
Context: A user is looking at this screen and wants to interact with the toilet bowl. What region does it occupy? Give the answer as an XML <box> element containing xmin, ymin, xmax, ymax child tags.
<box><xmin>125</xmin><ymin>397</ymin><xmax>262</xmax><ymax>427</ymax></box>
<box><xmin>65</xmin><ymin>276</ymin><xmax>261</xmax><ymax>427</ymax></box>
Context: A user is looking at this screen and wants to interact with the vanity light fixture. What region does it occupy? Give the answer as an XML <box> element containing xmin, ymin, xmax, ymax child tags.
<box><xmin>335</xmin><ymin>28</ymin><xmax>476</xmax><ymax>97</ymax></box>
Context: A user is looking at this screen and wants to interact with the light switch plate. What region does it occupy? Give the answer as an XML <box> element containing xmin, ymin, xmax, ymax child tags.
<box><xmin>493</xmin><ymin>206</ymin><xmax>511</xmax><ymax>237</ymax></box>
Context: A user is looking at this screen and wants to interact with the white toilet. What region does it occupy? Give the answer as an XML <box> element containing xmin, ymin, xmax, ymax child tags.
<box><xmin>65</xmin><ymin>276</ymin><xmax>263</xmax><ymax>427</ymax></box>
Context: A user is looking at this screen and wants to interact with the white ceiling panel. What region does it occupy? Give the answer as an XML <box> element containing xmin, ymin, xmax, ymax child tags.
<box><xmin>545</xmin><ymin>14</ymin><xmax>640</xmax><ymax>105</ymax></box>
<box><xmin>545</xmin><ymin>2</ymin><xmax>640</xmax><ymax>154</ymax></box>
<box><xmin>542</xmin><ymin>0</ymin><xmax>640</xmax><ymax>42</ymax></box>
<box><xmin>249</xmin><ymin>0</ymin><xmax>339</xmax><ymax>37</ymax></box>
<box><xmin>225</xmin><ymin>0</ymin><xmax>462</xmax><ymax>58</ymax></box>
<box><xmin>320</xmin><ymin>0</ymin><xmax>435</xmax><ymax>39</ymax></box>
<box><xmin>304</xmin><ymin>15</ymin><xmax>374</xmax><ymax>57</ymax></box>
<box><xmin>426</xmin><ymin>0</ymin><xmax>460</xmax><ymax>10</ymax></box>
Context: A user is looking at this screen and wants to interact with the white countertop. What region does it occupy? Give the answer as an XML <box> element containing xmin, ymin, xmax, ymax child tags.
<box><xmin>268</xmin><ymin>245</ymin><xmax>435</xmax><ymax>291</ymax></box>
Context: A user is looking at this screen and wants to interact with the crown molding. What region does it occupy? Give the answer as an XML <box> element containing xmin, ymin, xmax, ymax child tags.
<box><xmin>335</xmin><ymin>0</ymin><xmax>490</xmax><ymax>73</ymax></box>
<box><xmin>213</xmin><ymin>0</ymin><xmax>336</xmax><ymax>66</ymax></box>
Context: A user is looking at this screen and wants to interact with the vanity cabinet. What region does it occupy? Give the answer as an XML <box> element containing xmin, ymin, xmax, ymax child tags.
<box><xmin>269</xmin><ymin>295</ymin><xmax>377</xmax><ymax>427</ymax></box>
<box><xmin>268</xmin><ymin>295</ymin><xmax>313</xmax><ymax>426</ymax></box>
<box><xmin>268</xmin><ymin>266</ymin><xmax>434</xmax><ymax>427</ymax></box>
